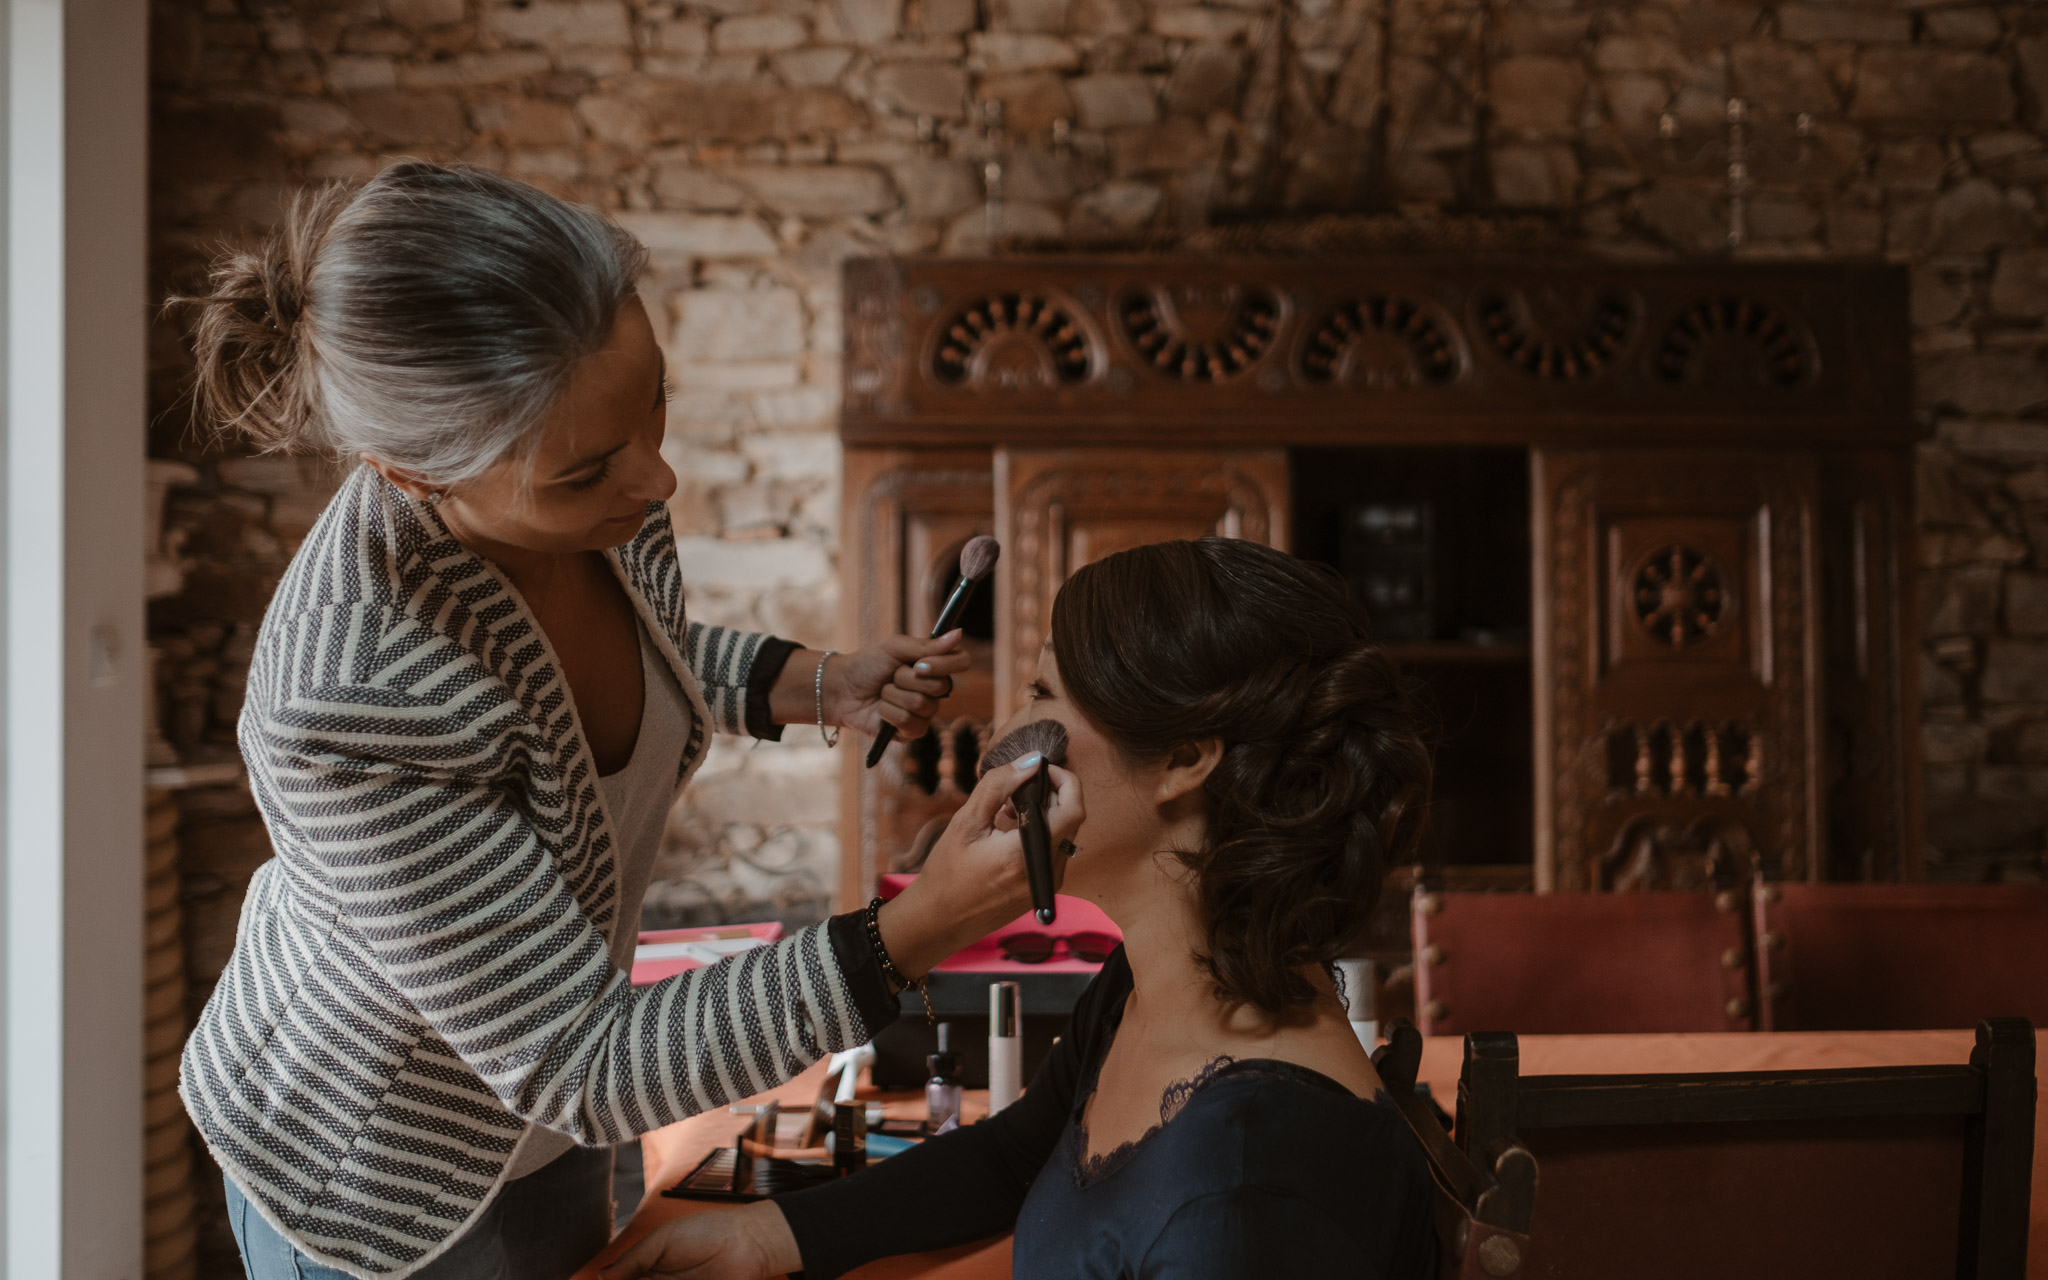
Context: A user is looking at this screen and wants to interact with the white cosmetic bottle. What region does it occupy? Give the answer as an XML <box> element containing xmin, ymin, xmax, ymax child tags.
<box><xmin>988</xmin><ymin>981</ymin><xmax>1022</xmax><ymax>1113</ymax></box>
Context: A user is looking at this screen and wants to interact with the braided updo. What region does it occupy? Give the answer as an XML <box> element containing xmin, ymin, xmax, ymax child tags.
<box><xmin>1049</xmin><ymin>537</ymin><xmax>1432</xmax><ymax>1016</ymax></box>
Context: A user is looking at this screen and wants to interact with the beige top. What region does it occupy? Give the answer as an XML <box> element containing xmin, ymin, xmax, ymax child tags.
<box><xmin>504</xmin><ymin>621</ymin><xmax>693</xmax><ymax>1180</ymax></box>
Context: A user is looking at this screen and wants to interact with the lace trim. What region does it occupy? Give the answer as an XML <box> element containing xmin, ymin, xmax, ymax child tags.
<box><xmin>1074</xmin><ymin>1055</ymin><xmax>1342</xmax><ymax>1187</ymax></box>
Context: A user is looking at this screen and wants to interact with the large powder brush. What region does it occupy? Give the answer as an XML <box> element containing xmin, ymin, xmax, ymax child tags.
<box><xmin>979</xmin><ymin>719</ymin><xmax>1069</xmax><ymax>925</ymax></box>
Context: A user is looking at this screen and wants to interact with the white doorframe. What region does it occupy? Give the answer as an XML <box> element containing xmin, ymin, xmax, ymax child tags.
<box><xmin>3</xmin><ymin>0</ymin><xmax>148</xmax><ymax>1275</ymax></box>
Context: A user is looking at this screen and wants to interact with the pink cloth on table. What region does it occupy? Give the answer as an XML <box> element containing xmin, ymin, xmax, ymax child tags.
<box><xmin>879</xmin><ymin>872</ymin><xmax>1121</xmax><ymax>976</ymax></box>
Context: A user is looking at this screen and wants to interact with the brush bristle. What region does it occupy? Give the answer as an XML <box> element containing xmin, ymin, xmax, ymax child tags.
<box><xmin>958</xmin><ymin>535</ymin><xmax>1000</xmax><ymax>582</ymax></box>
<box><xmin>978</xmin><ymin>718</ymin><xmax>1069</xmax><ymax>777</ymax></box>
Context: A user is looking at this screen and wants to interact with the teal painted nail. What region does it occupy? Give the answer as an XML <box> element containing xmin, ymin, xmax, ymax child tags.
<box><xmin>1013</xmin><ymin>752</ymin><xmax>1043</xmax><ymax>772</ymax></box>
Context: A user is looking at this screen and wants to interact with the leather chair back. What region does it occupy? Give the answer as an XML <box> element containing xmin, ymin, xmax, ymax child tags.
<box><xmin>1413</xmin><ymin>886</ymin><xmax>1753</xmax><ymax>1036</ymax></box>
<box><xmin>1754</xmin><ymin>882</ymin><xmax>2048</xmax><ymax>1031</ymax></box>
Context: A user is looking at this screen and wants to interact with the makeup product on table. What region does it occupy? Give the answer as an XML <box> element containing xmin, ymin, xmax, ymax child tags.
<box><xmin>988</xmin><ymin>982</ymin><xmax>1021</xmax><ymax>1114</ymax></box>
<box><xmin>1335</xmin><ymin>957</ymin><xmax>1377</xmax><ymax>1050</ymax></box>
<box><xmin>865</xmin><ymin>535</ymin><xmax>1000</xmax><ymax>769</ymax></box>
<box><xmin>977</xmin><ymin>718</ymin><xmax>1070</xmax><ymax>926</ymax></box>
<box><xmin>925</xmin><ymin>1022</ymin><xmax>964</xmax><ymax>1134</ymax></box>
<box><xmin>832</xmin><ymin>1100</ymin><xmax>867</xmax><ymax>1175</ymax></box>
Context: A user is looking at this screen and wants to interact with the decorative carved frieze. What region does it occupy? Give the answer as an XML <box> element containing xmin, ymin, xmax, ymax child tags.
<box><xmin>843</xmin><ymin>257</ymin><xmax>1911</xmax><ymax>447</ymax></box>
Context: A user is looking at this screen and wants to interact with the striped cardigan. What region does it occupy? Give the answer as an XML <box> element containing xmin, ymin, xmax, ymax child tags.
<box><xmin>180</xmin><ymin>465</ymin><xmax>892</xmax><ymax>1279</ymax></box>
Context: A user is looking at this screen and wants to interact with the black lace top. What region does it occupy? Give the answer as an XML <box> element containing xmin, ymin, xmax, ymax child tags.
<box><xmin>776</xmin><ymin>948</ymin><xmax>1436</xmax><ymax>1280</ymax></box>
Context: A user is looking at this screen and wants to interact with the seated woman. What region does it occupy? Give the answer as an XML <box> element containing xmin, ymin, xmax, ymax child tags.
<box><xmin>605</xmin><ymin>537</ymin><xmax>1437</xmax><ymax>1280</ymax></box>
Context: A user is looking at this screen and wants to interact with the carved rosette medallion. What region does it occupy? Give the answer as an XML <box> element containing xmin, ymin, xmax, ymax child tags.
<box><xmin>1299</xmin><ymin>296</ymin><xmax>1464</xmax><ymax>389</ymax></box>
<box><xmin>926</xmin><ymin>292</ymin><xmax>1099</xmax><ymax>391</ymax></box>
<box><xmin>1630</xmin><ymin>545</ymin><xmax>1729</xmax><ymax>649</ymax></box>
<box><xmin>1653</xmin><ymin>297</ymin><xmax>1816</xmax><ymax>389</ymax></box>
<box><xmin>1474</xmin><ymin>285</ymin><xmax>1641</xmax><ymax>381</ymax></box>
<box><xmin>1115</xmin><ymin>283</ymin><xmax>1283</xmax><ymax>382</ymax></box>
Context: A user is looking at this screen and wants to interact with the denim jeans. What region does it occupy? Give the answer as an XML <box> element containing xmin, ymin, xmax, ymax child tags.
<box><xmin>226</xmin><ymin>1144</ymin><xmax>614</xmax><ymax>1280</ymax></box>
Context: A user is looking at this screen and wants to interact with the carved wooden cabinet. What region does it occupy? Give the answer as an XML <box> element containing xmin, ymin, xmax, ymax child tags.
<box><xmin>836</xmin><ymin>256</ymin><xmax>1920</xmax><ymax>909</ymax></box>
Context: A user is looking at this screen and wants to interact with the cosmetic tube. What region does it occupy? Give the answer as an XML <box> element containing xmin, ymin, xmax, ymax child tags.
<box><xmin>988</xmin><ymin>982</ymin><xmax>1022</xmax><ymax>1113</ymax></box>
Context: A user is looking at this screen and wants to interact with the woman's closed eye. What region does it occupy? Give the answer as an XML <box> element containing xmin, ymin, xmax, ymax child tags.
<box><xmin>565</xmin><ymin>458</ymin><xmax>612</xmax><ymax>492</ymax></box>
<box><xmin>1027</xmin><ymin>680</ymin><xmax>1053</xmax><ymax>702</ymax></box>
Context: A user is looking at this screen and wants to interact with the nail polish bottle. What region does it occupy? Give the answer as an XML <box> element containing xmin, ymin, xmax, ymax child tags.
<box><xmin>925</xmin><ymin>1022</ymin><xmax>963</xmax><ymax>1135</ymax></box>
<box><xmin>988</xmin><ymin>982</ymin><xmax>1022</xmax><ymax>1114</ymax></box>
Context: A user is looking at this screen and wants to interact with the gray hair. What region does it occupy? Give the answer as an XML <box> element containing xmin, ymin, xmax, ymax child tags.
<box><xmin>184</xmin><ymin>162</ymin><xmax>650</xmax><ymax>486</ymax></box>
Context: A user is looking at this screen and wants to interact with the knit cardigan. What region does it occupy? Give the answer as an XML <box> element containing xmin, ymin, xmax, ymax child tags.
<box><xmin>180</xmin><ymin>465</ymin><xmax>894</xmax><ymax>1279</ymax></box>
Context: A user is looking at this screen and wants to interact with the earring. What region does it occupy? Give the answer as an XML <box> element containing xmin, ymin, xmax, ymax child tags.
<box><xmin>428</xmin><ymin>491</ymin><xmax>444</xmax><ymax>506</ymax></box>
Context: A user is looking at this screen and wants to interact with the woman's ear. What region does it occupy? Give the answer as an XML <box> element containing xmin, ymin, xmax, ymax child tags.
<box><xmin>360</xmin><ymin>454</ymin><xmax>440</xmax><ymax>504</ymax></box>
<box><xmin>1155</xmin><ymin>737</ymin><xmax>1224</xmax><ymax>805</ymax></box>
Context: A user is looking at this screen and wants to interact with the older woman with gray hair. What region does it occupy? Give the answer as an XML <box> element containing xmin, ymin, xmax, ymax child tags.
<box><xmin>176</xmin><ymin>162</ymin><xmax>1082</xmax><ymax>1280</ymax></box>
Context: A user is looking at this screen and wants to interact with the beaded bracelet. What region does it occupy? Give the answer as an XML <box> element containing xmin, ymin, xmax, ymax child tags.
<box><xmin>864</xmin><ymin>896</ymin><xmax>934</xmax><ymax>1025</ymax></box>
<box><xmin>815</xmin><ymin>650</ymin><xmax>840</xmax><ymax>748</ymax></box>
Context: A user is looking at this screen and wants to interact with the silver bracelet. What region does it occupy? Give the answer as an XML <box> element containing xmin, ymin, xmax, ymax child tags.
<box><xmin>815</xmin><ymin>651</ymin><xmax>840</xmax><ymax>748</ymax></box>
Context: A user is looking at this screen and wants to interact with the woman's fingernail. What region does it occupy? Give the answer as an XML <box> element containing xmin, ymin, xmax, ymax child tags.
<box><xmin>1013</xmin><ymin>752</ymin><xmax>1043</xmax><ymax>772</ymax></box>
<box><xmin>915</xmin><ymin>661</ymin><xmax>931</xmax><ymax>673</ymax></box>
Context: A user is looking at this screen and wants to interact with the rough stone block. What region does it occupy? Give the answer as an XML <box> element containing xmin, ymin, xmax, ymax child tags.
<box><xmin>617</xmin><ymin>210</ymin><xmax>777</xmax><ymax>257</ymax></box>
<box><xmin>327</xmin><ymin>55</ymin><xmax>397</xmax><ymax>91</ymax></box>
<box><xmin>1108</xmin><ymin>117</ymin><xmax>1206</xmax><ymax>177</ymax></box>
<box><xmin>1912</xmin><ymin>264</ymin><xmax>1969</xmax><ymax>328</ymax></box>
<box><xmin>672</xmin><ymin>287</ymin><xmax>807</xmax><ymax>364</ymax></box>
<box><xmin>1920</xmin><ymin>352</ymin><xmax>2048</xmax><ymax>417</ymax></box>
<box><xmin>1926</xmin><ymin>179</ymin><xmax>2036</xmax><ymax>254</ymax></box>
<box><xmin>776</xmin><ymin>47</ymin><xmax>855</xmax><ymax>87</ymax></box>
<box><xmin>347</xmin><ymin>90</ymin><xmax>469</xmax><ymax>146</ymax></box>
<box><xmin>942</xmin><ymin>199</ymin><xmax>1062</xmax><ymax>252</ymax></box>
<box><xmin>387</xmin><ymin>0</ymin><xmax>464</xmax><ymax>28</ymax></box>
<box><xmin>714</xmin><ymin>13</ymin><xmax>807</xmax><ymax>52</ymax></box>
<box><xmin>2008</xmin><ymin>572</ymin><xmax>2048</xmax><ymax>635</ymax></box>
<box><xmin>919</xmin><ymin>0</ymin><xmax>979</xmax><ymax>35</ymax></box>
<box><xmin>279</xmin><ymin>98</ymin><xmax>357</xmax><ymax>140</ymax></box>
<box><xmin>1490</xmin><ymin>56</ymin><xmax>1585</xmax><ymax>141</ymax></box>
<box><xmin>892</xmin><ymin>157</ymin><xmax>980</xmax><ymax>220</ymax></box>
<box><xmin>1491</xmin><ymin>144</ymin><xmax>1579</xmax><ymax>208</ymax></box>
<box><xmin>1776</xmin><ymin>6</ymin><xmax>1909</xmax><ymax>44</ymax></box>
<box><xmin>397</xmin><ymin>51</ymin><xmax>552</xmax><ymax>88</ymax></box>
<box><xmin>1072</xmin><ymin>179</ymin><xmax>1161</xmax><ymax>228</ymax></box>
<box><xmin>1164</xmin><ymin>42</ymin><xmax>1241</xmax><ymax>117</ymax></box>
<box><xmin>818</xmin><ymin>0</ymin><xmax>902</xmax><ymax>45</ymax></box>
<box><xmin>968</xmin><ymin>32</ymin><xmax>1081</xmax><ymax>72</ymax></box>
<box><xmin>483</xmin><ymin>0</ymin><xmax>631</xmax><ymax>47</ymax></box>
<box><xmin>1983</xmin><ymin>639</ymin><xmax>2048</xmax><ymax>702</ymax></box>
<box><xmin>976</xmin><ymin>72</ymin><xmax>1077</xmax><ymax>133</ymax></box>
<box><xmin>1991</xmin><ymin>248</ymin><xmax>2048</xmax><ymax>319</ymax></box>
<box><xmin>730</xmin><ymin>165</ymin><xmax>897</xmax><ymax>217</ymax></box>
<box><xmin>1923</xmin><ymin>8</ymin><xmax>2003</xmax><ymax>46</ymax></box>
<box><xmin>653</xmin><ymin>163</ymin><xmax>749</xmax><ymax>211</ymax></box>
<box><xmin>1150</xmin><ymin>5</ymin><xmax>1252</xmax><ymax>42</ymax></box>
<box><xmin>471</xmin><ymin>98</ymin><xmax>581</xmax><ymax>147</ymax></box>
<box><xmin>1923</xmin><ymin>718</ymin><xmax>1989</xmax><ymax>766</ymax></box>
<box><xmin>673</xmin><ymin>533</ymin><xmax>832</xmax><ymax>593</ymax></box>
<box><xmin>873</xmin><ymin>60</ymin><xmax>970</xmax><ymax>118</ymax></box>
<box><xmin>1923</xmin><ymin>565</ymin><xmax>2003</xmax><ymax>636</ymax></box>
<box><xmin>1726</xmin><ymin>42</ymin><xmax>1832</xmax><ymax>117</ymax></box>
<box><xmin>741</xmin><ymin>432</ymin><xmax>839</xmax><ymax>481</ymax></box>
<box><xmin>1851</xmin><ymin>49</ymin><xmax>2016</xmax><ymax>124</ymax></box>
<box><xmin>1068</xmin><ymin>72</ymin><xmax>1156</xmax><ymax>128</ymax></box>
<box><xmin>641</xmin><ymin>85</ymin><xmax>865</xmax><ymax>144</ymax></box>
<box><xmin>992</xmin><ymin>0</ymin><xmax>1070</xmax><ymax>33</ymax></box>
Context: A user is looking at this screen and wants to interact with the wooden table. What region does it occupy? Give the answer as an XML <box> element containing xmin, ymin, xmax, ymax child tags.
<box><xmin>580</xmin><ymin>1030</ymin><xmax>2047</xmax><ymax>1279</ymax></box>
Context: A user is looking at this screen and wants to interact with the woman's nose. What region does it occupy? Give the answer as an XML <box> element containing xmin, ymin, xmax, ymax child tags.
<box><xmin>625</xmin><ymin>440</ymin><xmax>677</xmax><ymax>504</ymax></box>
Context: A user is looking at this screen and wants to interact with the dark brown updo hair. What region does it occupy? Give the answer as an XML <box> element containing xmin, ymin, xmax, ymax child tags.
<box><xmin>1050</xmin><ymin>537</ymin><xmax>1431</xmax><ymax>1016</ymax></box>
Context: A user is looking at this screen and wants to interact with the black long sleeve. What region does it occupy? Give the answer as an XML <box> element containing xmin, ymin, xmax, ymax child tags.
<box><xmin>774</xmin><ymin>953</ymin><xmax>1133</xmax><ymax>1280</ymax></box>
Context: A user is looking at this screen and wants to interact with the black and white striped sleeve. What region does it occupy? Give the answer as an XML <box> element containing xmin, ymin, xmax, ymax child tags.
<box><xmin>684</xmin><ymin>621</ymin><xmax>799</xmax><ymax>740</ymax></box>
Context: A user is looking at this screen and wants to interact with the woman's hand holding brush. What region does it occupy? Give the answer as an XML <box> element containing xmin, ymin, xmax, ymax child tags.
<box><xmin>872</xmin><ymin>748</ymin><xmax>1084</xmax><ymax>983</ymax></box>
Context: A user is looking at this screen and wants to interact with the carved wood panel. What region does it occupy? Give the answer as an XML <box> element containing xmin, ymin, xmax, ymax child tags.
<box><xmin>838</xmin><ymin>447</ymin><xmax>996</xmax><ymax>908</ymax></box>
<box><xmin>843</xmin><ymin>258</ymin><xmax>1912</xmax><ymax>448</ymax></box>
<box><xmin>994</xmin><ymin>448</ymin><xmax>1291</xmax><ymax>721</ymax></box>
<box><xmin>1535</xmin><ymin>450</ymin><xmax>1823</xmax><ymax>892</ymax></box>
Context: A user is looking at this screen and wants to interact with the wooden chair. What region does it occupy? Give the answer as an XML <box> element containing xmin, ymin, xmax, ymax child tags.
<box><xmin>1412</xmin><ymin>885</ymin><xmax>1755</xmax><ymax>1036</ymax></box>
<box><xmin>1453</xmin><ymin>1019</ymin><xmax>2037</xmax><ymax>1279</ymax></box>
<box><xmin>1753</xmin><ymin>881</ymin><xmax>2048</xmax><ymax>1031</ymax></box>
<box><xmin>1373</xmin><ymin>1022</ymin><xmax>1537</xmax><ymax>1280</ymax></box>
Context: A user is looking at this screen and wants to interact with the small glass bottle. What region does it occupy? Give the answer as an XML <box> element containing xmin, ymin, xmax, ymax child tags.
<box><xmin>925</xmin><ymin>1022</ymin><xmax>963</xmax><ymax>1135</ymax></box>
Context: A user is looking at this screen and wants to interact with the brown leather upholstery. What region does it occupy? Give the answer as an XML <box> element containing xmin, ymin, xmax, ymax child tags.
<box><xmin>1454</xmin><ymin>1020</ymin><xmax>2037</xmax><ymax>1280</ymax></box>
<box><xmin>1754</xmin><ymin>882</ymin><xmax>2048</xmax><ymax>1032</ymax></box>
<box><xmin>1412</xmin><ymin>886</ymin><xmax>1753</xmax><ymax>1036</ymax></box>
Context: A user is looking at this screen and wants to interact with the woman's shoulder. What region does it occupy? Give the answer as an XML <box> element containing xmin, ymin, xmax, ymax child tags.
<box><xmin>1176</xmin><ymin>1057</ymin><xmax>1428</xmax><ymax>1186</ymax></box>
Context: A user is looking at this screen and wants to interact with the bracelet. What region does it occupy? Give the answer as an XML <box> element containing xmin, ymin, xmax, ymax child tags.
<box><xmin>865</xmin><ymin>896</ymin><xmax>934</xmax><ymax>1025</ymax></box>
<box><xmin>815</xmin><ymin>651</ymin><xmax>840</xmax><ymax>748</ymax></box>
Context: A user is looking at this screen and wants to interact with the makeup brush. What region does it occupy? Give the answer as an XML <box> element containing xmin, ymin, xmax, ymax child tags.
<box><xmin>865</xmin><ymin>535</ymin><xmax>1001</xmax><ymax>769</ymax></box>
<box><xmin>978</xmin><ymin>719</ymin><xmax>1070</xmax><ymax>926</ymax></box>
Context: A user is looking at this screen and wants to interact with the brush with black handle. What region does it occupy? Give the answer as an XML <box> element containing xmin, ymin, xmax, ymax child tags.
<box><xmin>865</xmin><ymin>535</ymin><xmax>1000</xmax><ymax>769</ymax></box>
<box><xmin>977</xmin><ymin>719</ymin><xmax>1069</xmax><ymax>926</ymax></box>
